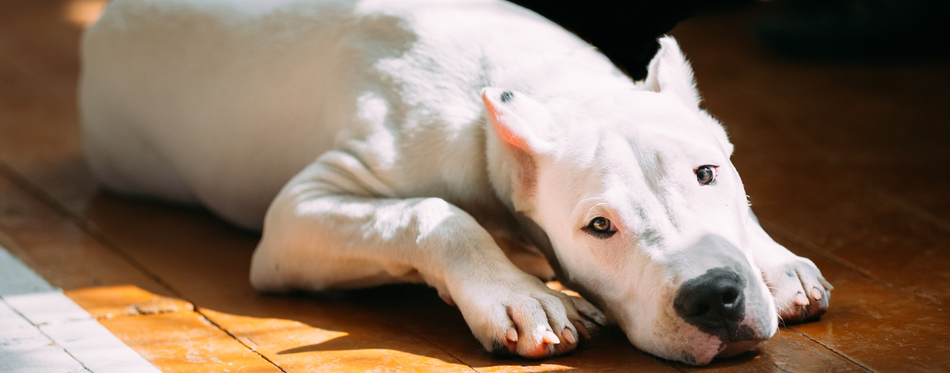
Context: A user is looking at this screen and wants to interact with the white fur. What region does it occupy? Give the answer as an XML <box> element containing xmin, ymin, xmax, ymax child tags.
<box><xmin>80</xmin><ymin>0</ymin><xmax>830</xmax><ymax>365</ymax></box>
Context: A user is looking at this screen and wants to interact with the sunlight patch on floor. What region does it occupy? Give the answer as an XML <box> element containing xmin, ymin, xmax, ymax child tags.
<box><xmin>63</xmin><ymin>0</ymin><xmax>106</xmax><ymax>27</ymax></box>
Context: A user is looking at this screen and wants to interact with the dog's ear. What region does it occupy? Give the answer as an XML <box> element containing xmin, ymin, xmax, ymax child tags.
<box><xmin>481</xmin><ymin>88</ymin><xmax>552</xmax><ymax>207</ymax></box>
<box><xmin>644</xmin><ymin>36</ymin><xmax>734</xmax><ymax>157</ymax></box>
<box><xmin>481</xmin><ymin>88</ymin><xmax>552</xmax><ymax>153</ymax></box>
<box><xmin>643</xmin><ymin>36</ymin><xmax>701</xmax><ymax>110</ymax></box>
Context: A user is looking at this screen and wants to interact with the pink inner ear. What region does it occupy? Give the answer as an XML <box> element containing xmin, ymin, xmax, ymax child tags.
<box><xmin>482</xmin><ymin>92</ymin><xmax>528</xmax><ymax>151</ymax></box>
<box><xmin>481</xmin><ymin>91</ymin><xmax>538</xmax><ymax>200</ymax></box>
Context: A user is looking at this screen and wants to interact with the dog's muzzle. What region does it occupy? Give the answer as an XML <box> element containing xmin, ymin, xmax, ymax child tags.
<box><xmin>673</xmin><ymin>267</ymin><xmax>756</xmax><ymax>344</ymax></box>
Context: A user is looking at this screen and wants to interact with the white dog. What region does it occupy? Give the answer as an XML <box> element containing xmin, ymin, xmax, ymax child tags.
<box><xmin>80</xmin><ymin>0</ymin><xmax>831</xmax><ymax>365</ymax></box>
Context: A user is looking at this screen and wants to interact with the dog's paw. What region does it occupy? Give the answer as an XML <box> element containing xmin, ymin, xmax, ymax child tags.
<box><xmin>453</xmin><ymin>274</ymin><xmax>586</xmax><ymax>359</ymax></box>
<box><xmin>760</xmin><ymin>255</ymin><xmax>833</xmax><ymax>324</ymax></box>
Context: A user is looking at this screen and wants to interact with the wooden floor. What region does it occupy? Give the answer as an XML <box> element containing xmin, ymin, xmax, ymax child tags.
<box><xmin>1</xmin><ymin>0</ymin><xmax>949</xmax><ymax>371</ymax></box>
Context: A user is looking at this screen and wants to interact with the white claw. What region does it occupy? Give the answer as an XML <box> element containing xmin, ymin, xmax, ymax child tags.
<box><xmin>506</xmin><ymin>327</ymin><xmax>518</xmax><ymax>343</ymax></box>
<box><xmin>562</xmin><ymin>327</ymin><xmax>576</xmax><ymax>344</ymax></box>
<box><xmin>794</xmin><ymin>292</ymin><xmax>809</xmax><ymax>306</ymax></box>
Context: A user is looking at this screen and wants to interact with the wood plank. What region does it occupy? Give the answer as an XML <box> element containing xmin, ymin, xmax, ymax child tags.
<box><xmin>779</xmin><ymin>237</ymin><xmax>950</xmax><ymax>372</ymax></box>
<box><xmin>65</xmin><ymin>285</ymin><xmax>194</xmax><ymax>319</ymax></box>
<box><xmin>0</xmin><ymin>174</ymin><xmax>177</xmax><ymax>295</ymax></box>
<box><xmin>98</xmin><ymin>311</ymin><xmax>282</xmax><ymax>373</ymax></box>
<box><xmin>0</xmin><ymin>173</ymin><xmax>174</xmax><ymax>297</ymax></box>
<box><xmin>0</xmin><ymin>0</ymin><xmax>84</xmax><ymax>87</ymax></box>
<box><xmin>203</xmin><ymin>308</ymin><xmax>476</xmax><ymax>372</ymax></box>
<box><xmin>756</xmin><ymin>175</ymin><xmax>950</xmax><ymax>306</ymax></box>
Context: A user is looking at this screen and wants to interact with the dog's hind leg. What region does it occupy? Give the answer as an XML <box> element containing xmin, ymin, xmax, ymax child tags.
<box><xmin>81</xmin><ymin>106</ymin><xmax>197</xmax><ymax>205</ymax></box>
<box><xmin>250</xmin><ymin>151</ymin><xmax>585</xmax><ymax>359</ymax></box>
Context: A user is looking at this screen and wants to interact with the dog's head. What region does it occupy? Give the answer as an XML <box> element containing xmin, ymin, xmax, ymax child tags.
<box><xmin>482</xmin><ymin>36</ymin><xmax>777</xmax><ymax>365</ymax></box>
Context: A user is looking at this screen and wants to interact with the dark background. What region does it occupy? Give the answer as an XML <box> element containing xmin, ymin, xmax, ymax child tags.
<box><xmin>510</xmin><ymin>0</ymin><xmax>950</xmax><ymax>79</ymax></box>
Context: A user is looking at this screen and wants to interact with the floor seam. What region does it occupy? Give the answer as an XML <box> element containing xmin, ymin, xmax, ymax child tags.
<box><xmin>764</xmin><ymin>224</ymin><xmax>932</xmax><ymax>372</ymax></box>
<box><xmin>194</xmin><ymin>308</ymin><xmax>290</xmax><ymax>373</ymax></box>
<box><xmin>0</xmin><ymin>159</ymin><xmax>189</xmax><ymax>302</ymax></box>
<box><xmin>0</xmin><ymin>160</ymin><xmax>291</xmax><ymax>372</ymax></box>
<box><xmin>765</xmin><ymin>223</ymin><xmax>883</xmax><ymax>282</ymax></box>
<box><xmin>871</xmin><ymin>188</ymin><xmax>950</xmax><ymax>235</ymax></box>
<box><xmin>786</xmin><ymin>328</ymin><xmax>874</xmax><ymax>372</ymax></box>
<box><xmin>399</xmin><ymin>326</ymin><xmax>479</xmax><ymax>372</ymax></box>
<box><xmin>764</xmin><ymin>222</ymin><xmax>944</xmax><ymax>308</ymax></box>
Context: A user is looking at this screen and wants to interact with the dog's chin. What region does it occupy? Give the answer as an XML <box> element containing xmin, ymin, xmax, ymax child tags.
<box><xmin>685</xmin><ymin>339</ymin><xmax>762</xmax><ymax>366</ymax></box>
<box><xmin>717</xmin><ymin>340</ymin><xmax>761</xmax><ymax>358</ymax></box>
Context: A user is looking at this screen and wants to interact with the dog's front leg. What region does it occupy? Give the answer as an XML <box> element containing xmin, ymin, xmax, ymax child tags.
<box><xmin>250</xmin><ymin>153</ymin><xmax>583</xmax><ymax>358</ymax></box>
<box><xmin>746</xmin><ymin>208</ymin><xmax>832</xmax><ymax>323</ymax></box>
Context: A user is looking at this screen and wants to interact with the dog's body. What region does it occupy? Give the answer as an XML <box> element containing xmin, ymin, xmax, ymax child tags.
<box><xmin>80</xmin><ymin>0</ymin><xmax>831</xmax><ymax>365</ymax></box>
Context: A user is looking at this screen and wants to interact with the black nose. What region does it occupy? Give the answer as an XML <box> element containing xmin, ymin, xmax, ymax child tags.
<box><xmin>674</xmin><ymin>267</ymin><xmax>750</xmax><ymax>342</ymax></box>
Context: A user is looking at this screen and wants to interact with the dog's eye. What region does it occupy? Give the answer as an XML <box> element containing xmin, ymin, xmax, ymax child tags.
<box><xmin>695</xmin><ymin>165</ymin><xmax>718</xmax><ymax>185</ymax></box>
<box><xmin>584</xmin><ymin>217</ymin><xmax>616</xmax><ymax>239</ymax></box>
